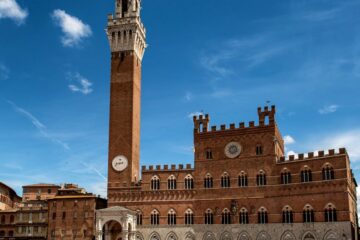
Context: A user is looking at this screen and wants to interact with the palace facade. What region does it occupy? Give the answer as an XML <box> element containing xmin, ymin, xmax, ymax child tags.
<box><xmin>96</xmin><ymin>1</ymin><xmax>358</xmax><ymax>240</ymax></box>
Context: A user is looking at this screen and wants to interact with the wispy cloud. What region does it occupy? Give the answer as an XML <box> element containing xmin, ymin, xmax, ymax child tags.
<box><xmin>284</xmin><ymin>135</ymin><xmax>295</xmax><ymax>145</ymax></box>
<box><xmin>67</xmin><ymin>72</ymin><xmax>93</xmax><ymax>95</ymax></box>
<box><xmin>184</xmin><ymin>91</ymin><xmax>193</xmax><ymax>102</ymax></box>
<box><xmin>0</xmin><ymin>0</ymin><xmax>28</xmax><ymax>24</ymax></box>
<box><xmin>319</xmin><ymin>105</ymin><xmax>339</xmax><ymax>114</ymax></box>
<box><xmin>52</xmin><ymin>9</ymin><xmax>92</xmax><ymax>47</ymax></box>
<box><xmin>301</xmin><ymin>9</ymin><xmax>340</xmax><ymax>22</ymax></box>
<box><xmin>7</xmin><ymin>100</ymin><xmax>70</xmax><ymax>150</ymax></box>
<box><xmin>0</xmin><ymin>63</ymin><xmax>9</xmax><ymax>80</ymax></box>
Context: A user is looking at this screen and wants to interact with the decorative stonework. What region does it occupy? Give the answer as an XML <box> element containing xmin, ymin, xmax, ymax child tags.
<box><xmin>107</xmin><ymin>0</ymin><xmax>146</xmax><ymax>61</ymax></box>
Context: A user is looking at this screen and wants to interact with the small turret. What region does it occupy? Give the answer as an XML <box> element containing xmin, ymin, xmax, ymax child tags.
<box><xmin>258</xmin><ymin>105</ymin><xmax>276</xmax><ymax>126</ymax></box>
<box><xmin>115</xmin><ymin>0</ymin><xmax>141</xmax><ymax>18</ymax></box>
<box><xmin>193</xmin><ymin>114</ymin><xmax>210</xmax><ymax>133</ymax></box>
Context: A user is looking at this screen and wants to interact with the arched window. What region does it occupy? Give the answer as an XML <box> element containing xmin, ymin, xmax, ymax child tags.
<box><xmin>0</xmin><ymin>231</ymin><xmax>5</xmax><ymax>237</ymax></box>
<box><xmin>10</xmin><ymin>215</ymin><xmax>14</xmax><ymax>223</ymax></box>
<box><xmin>150</xmin><ymin>209</ymin><xmax>160</xmax><ymax>225</ymax></box>
<box><xmin>204</xmin><ymin>209</ymin><xmax>213</xmax><ymax>224</ymax></box>
<box><xmin>167</xmin><ymin>209</ymin><xmax>176</xmax><ymax>225</ymax></box>
<box><xmin>206</xmin><ymin>149</ymin><xmax>213</xmax><ymax>159</ymax></box>
<box><xmin>221</xmin><ymin>172</ymin><xmax>230</xmax><ymax>188</ymax></box>
<box><xmin>8</xmin><ymin>231</ymin><xmax>13</xmax><ymax>237</ymax></box>
<box><xmin>168</xmin><ymin>175</ymin><xmax>177</xmax><ymax>190</ymax></box>
<box><xmin>301</xmin><ymin>167</ymin><xmax>312</xmax><ymax>183</ymax></box>
<box><xmin>258</xmin><ymin>207</ymin><xmax>268</xmax><ymax>224</ymax></box>
<box><xmin>322</xmin><ymin>164</ymin><xmax>335</xmax><ymax>180</ymax></box>
<box><xmin>136</xmin><ymin>210</ymin><xmax>143</xmax><ymax>225</ymax></box>
<box><xmin>238</xmin><ymin>171</ymin><xmax>248</xmax><ymax>187</ymax></box>
<box><xmin>282</xmin><ymin>206</ymin><xmax>293</xmax><ymax>224</ymax></box>
<box><xmin>303</xmin><ymin>205</ymin><xmax>314</xmax><ymax>223</ymax></box>
<box><xmin>185</xmin><ymin>209</ymin><xmax>194</xmax><ymax>225</ymax></box>
<box><xmin>256</xmin><ymin>145</ymin><xmax>263</xmax><ymax>155</ymax></box>
<box><xmin>221</xmin><ymin>208</ymin><xmax>231</xmax><ymax>224</ymax></box>
<box><xmin>0</xmin><ymin>215</ymin><xmax>5</xmax><ymax>224</ymax></box>
<box><xmin>256</xmin><ymin>170</ymin><xmax>267</xmax><ymax>186</ymax></box>
<box><xmin>184</xmin><ymin>175</ymin><xmax>194</xmax><ymax>190</ymax></box>
<box><xmin>151</xmin><ymin>176</ymin><xmax>160</xmax><ymax>190</ymax></box>
<box><xmin>281</xmin><ymin>169</ymin><xmax>292</xmax><ymax>184</ymax></box>
<box><xmin>324</xmin><ymin>203</ymin><xmax>337</xmax><ymax>222</ymax></box>
<box><xmin>239</xmin><ymin>208</ymin><xmax>249</xmax><ymax>224</ymax></box>
<box><xmin>204</xmin><ymin>173</ymin><xmax>213</xmax><ymax>189</ymax></box>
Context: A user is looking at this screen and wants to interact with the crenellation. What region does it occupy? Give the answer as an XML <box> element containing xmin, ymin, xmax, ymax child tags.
<box><xmin>298</xmin><ymin>153</ymin><xmax>304</xmax><ymax>160</ymax></box>
<box><xmin>156</xmin><ymin>165</ymin><xmax>161</xmax><ymax>170</ymax></box>
<box><xmin>164</xmin><ymin>165</ymin><xmax>169</xmax><ymax>170</ymax></box>
<box><xmin>289</xmin><ymin>155</ymin><xmax>295</xmax><ymax>161</ymax></box>
<box><xmin>179</xmin><ymin>164</ymin><xmax>184</xmax><ymax>170</ymax></box>
<box><xmin>318</xmin><ymin>150</ymin><xmax>324</xmax><ymax>157</ymax></box>
<box><xmin>220</xmin><ymin>124</ymin><xmax>226</xmax><ymax>130</ymax></box>
<box><xmin>308</xmin><ymin>152</ymin><xmax>314</xmax><ymax>158</ymax></box>
<box><xmin>171</xmin><ymin>165</ymin><xmax>176</xmax><ymax>170</ymax></box>
<box><xmin>149</xmin><ymin>165</ymin><xmax>154</xmax><ymax>170</ymax></box>
<box><xmin>329</xmin><ymin>149</ymin><xmax>335</xmax><ymax>155</ymax></box>
<box><xmin>211</xmin><ymin>126</ymin><xmax>217</xmax><ymax>131</ymax></box>
<box><xmin>229</xmin><ymin>123</ymin><xmax>235</xmax><ymax>129</ymax></box>
<box><xmin>239</xmin><ymin>122</ymin><xmax>245</xmax><ymax>128</ymax></box>
<box><xmin>249</xmin><ymin>121</ymin><xmax>255</xmax><ymax>127</ymax></box>
<box><xmin>279</xmin><ymin>148</ymin><xmax>348</xmax><ymax>164</ymax></box>
<box><xmin>186</xmin><ymin>164</ymin><xmax>192</xmax><ymax>169</ymax></box>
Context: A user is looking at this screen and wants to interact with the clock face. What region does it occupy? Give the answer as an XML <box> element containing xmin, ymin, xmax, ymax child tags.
<box><xmin>225</xmin><ymin>142</ymin><xmax>242</xmax><ymax>158</ymax></box>
<box><xmin>112</xmin><ymin>155</ymin><xmax>128</xmax><ymax>172</ymax></box>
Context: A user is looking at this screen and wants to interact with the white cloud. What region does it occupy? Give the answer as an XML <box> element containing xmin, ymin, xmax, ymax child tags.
<box><xmin>0</xmin><ymin>63</ymin><xmax>9</xmax><ymax>80</ymax></box>
<box><xmin>7</xmin><ymin>100</ymin><xmax>70</xmax><ymax>150</ymax></box>
<box><xmin>52</xmin><ymin>9</ymin><xmax>92</xmax><ymax>47</ymax></box>
<box><xmin>319</xmin><ymin>105</ymin><xmax>339</xmax><ymax>114</ymax></box>
<box><xmin>184</xmin><ymin>91</ymin><xmax>193</xmax><ymax>102</ymax></box>
<box><xmin>0</xmin><ymin>0</ymin><xmax>28</xmax><ymax>24</ymax></box>
<box><xmin>68</xmin><ymin>72</ymin><xmax>93</xmax><ymax>95</ymax></box>
<box><xmin>284</xmin><ymin>135</ymin><xmax>295</xmax><ymax>145</ymax></box>
<box><xmin>188</xmin><ymin>112</ymin><xmax>204</xmax><ymax>119</ymax></box>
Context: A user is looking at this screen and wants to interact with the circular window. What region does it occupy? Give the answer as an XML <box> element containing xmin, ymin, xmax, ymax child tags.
<box><xmin>224</xmin><ymin>142</ymin><xmax>242</xmax><ymax>158</ymax></box>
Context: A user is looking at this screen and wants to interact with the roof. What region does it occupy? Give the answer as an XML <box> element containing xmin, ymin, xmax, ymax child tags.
<box><xmin>22</xmin><ymin>183</ymin><xmax>60</xmax><ymax>188</ymax></box>
<box><xmin>97</xmin><ymin>206</ymin><xmax>136</xmax><ymax>214</ymax></box>
<box><xmin>0</xmin><ymin>182</ymin><xmax>21</xmax><ymax>199</ymax></box>
<box><xmin>49</xmin><ymin>195</ymin><xmax>96</xmax><ymax>200</ymax></box>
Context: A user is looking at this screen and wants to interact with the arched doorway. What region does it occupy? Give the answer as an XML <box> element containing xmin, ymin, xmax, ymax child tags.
<box><xmin>103</xmin><ymin>220</ymin><xmax>122</xmax><ymax>240</ymax></box>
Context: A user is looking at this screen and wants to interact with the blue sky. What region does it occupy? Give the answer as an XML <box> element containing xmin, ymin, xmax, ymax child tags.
<box><xmin>0</xmin><ymin>0</ymin><xmax>360</xmax><ymax>198</ymax></box>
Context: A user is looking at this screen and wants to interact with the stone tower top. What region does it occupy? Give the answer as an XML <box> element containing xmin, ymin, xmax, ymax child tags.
<box><xmin>107</xmin><ymin>0</ymin><xmax>146</xmax><ymax>60</ymax></box>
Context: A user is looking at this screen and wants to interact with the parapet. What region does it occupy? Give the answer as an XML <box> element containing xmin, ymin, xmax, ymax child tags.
<box><xmin>278</xmin><ymin>148</ymin><xmax>347</xmax><ymax>163</ymax></box>
<box><xmin>193</xmin><ymin>106</ymin><xmax>277</xmax><ymax>134</ymax></box>
<box><xmin>142</xmin><ymin>164</ymin><xmax>194</xmax><ymax>172</ymax></box>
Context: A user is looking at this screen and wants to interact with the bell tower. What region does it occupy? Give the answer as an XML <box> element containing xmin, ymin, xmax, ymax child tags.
<box><xmin>106</xmin><ymin>0</ymin><xmax>146</xmax><ymax>195</ymax></box>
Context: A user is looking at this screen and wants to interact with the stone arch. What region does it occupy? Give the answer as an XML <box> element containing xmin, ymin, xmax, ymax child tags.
<box><xmin>302</xmin><ymin>232</ymin><xmax>316</xmax><ymax>240</ymax></box>
<box><xmin>256</xmin><ymin>231</ymin><xmax>271</xmax><ymax>240</ymax></box>
<box><xmin>238</xmin><ymin>231</ymin><xmax>251</xmax><ymax>240</ymax></box>
<box><xmin>221</xmin><ymin>231</ymin><xmax>233</xmax><ymax>240</ymax></box>
<box><xmin>185</xmin><ymin>232</ymin><xmax>195</xmax><ymax>240</ymax></box>
<box><xmin>166</xmin><ymin>232</ymin><xmax>178</xmax><ymax>240</ymax></box>
<box><xmin>203</xmin><ymin>231</ymin><xmax>216</xmax><ymax>240</ymax></box>
<box><xmin>103</xmin><ymin>220</ymin><xmax>123</xmax><ymax>240</ymax></box>
<box><xmin>149</xmin><ymin>231</ymin><xmax>161</xmax><ymax>240</ymax></box>
<box><xmin>136</xmin><ymin>232</ymin><xmax>144</xmax><ymax>240</ymax></box>
<box><xmin>281</xmin><ymin>231</ymin><xmax>296</xmax><ymax>240</ymax></box>
<box><xmin>323</xmin><ymin>230</ymin><xmax>338</xmax><ymax>240</ymax></box>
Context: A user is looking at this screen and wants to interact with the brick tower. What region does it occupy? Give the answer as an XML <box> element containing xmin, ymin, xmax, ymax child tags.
<box><xmin>106</xmin><ymin>0</ymin><xmax>146</xmax><ymax>197</ymax></box>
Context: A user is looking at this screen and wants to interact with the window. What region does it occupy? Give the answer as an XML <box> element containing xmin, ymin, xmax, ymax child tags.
<box><xmin>74</xmin><ymin>200</ymin><xmax>78</xmax><ymax>207</ymax></box>
<box><xmin>257</xmin><ymin>170</ymin><xmax>267</xmax><ymax>186</ymax></box>
<box><xmin>136</xmin><ymin>211</ymin><xmax>143</xmax><ymax>225</ymax></box>
<box><xmin>281</xmin><ymin>169</ymin><xmax>291</xmax><ymax>184</ymax></box>
<box><xmin>185</xmin><ymin>209</ymin><xmax>194</xmax><ymax>225</ymax></box>
<box><xmin>301</xmin><ymin>168</ymin><xmax>312</xmax><ymax>183</ymax></box>
<box><xmin>184</xmin><ymin>175</ymin><xmax>194</xmax><ymax>189</ymax></box>
<box><xmin>8</xmin><ymin>231</ymin><xmax>13</xmax><ymax>237</ymax></box>
<box><xmin>51</xmin><ymin>230</ymin><xmax>55</xmax><ymax>237</ymax></box>
<box><xmin>168</xmin><ymin>175</ymin><xmax>177</xmax><ymax>190</ymax></box>
<box><xmin>151</xmin><ymin>176</ymin><xmax>160</xmax><ymax>190</ymax></box>
<box><xmin>10</xmin><ymin>215</ymin><xmax>14</xmax><ymax>223</ymax></box>
<box><xmin>324</xmin><ymin>204</ymin><xmax>337</xmax><ymax>222</ymax></box>
<box><xmin>150</xmin><ymin>210</ymin><xmax>159</xmax><ymax>225</ymax></box>
<box><xmin>52</xmin><ymin>212</ymin><xmax>56</xmax><ymax>220</ymax></box>
<box><xmin>221</xmin><ymin>172</ymin><xmax>230</xmax><ymax>188</ymax></box>
<box><xmin>258</xmin><ymin>207</ymin><xmax>268</xmax><ymax>224</ymax></box>
<box><xmin>204</xmin><ymin>209</ymin><xmax>214</xmax><ymax>224</ymax></box>
<box><xmin>282</xmin><ymin>206</ymin><xmax>293</xmax><ymax>224</ymax></box>
<box><xmin>221</xmin><ymin>209</ymin><xmax>231</xmax><ymax>224</ymax></box>
<box><xmin>0</xmin><ymin>215</ymin><xmax>5</xmax><ymax>224</ymax></box>
<box><xmin>239</xmin><ymin>208</ymin><xmax>249</xmax><ymax>224</ymax></box>
<box><xmin>73</xmin><ymin>211</ymin><xmax>78</xmax><ymax>219</ymax></box>
<box><xmin>48</xmin><ymin>189</ymin><xmax>51</xmax><ymax>194</ymax></box>
<box><xmin>204</xmin><ymin>174</ymin><xmax>213</xmax><ymax>188</ymax></box>
<box><xmin>238</xmin><ymin>172</ymin><xmax>248</xmax><ymax>187</ymax></box>
<box><xmin>167</xmin><ymin>209</ymin><xmax>176</xmax><ymax>225</ymax></box>
<box><xmin>303</xmin><ymin>205</ymin><xmax>314</xmax><ymax>223</ymax></box>
<box><xmin>62</xmin><ymin>212</ymin><xmax>66</xmax><ymax>220</ymax></box>
<box><xmin>256</xmin><ymin>145</ymin><xmax>263</xmax><ymax>155</ymax></box>
<box><xmin>34</xmin><ymin>226</ymin><xmax>39</xmax><ymax>233</ymax></box>
<box><xmin>206</xmin><ymin>149</ymin><xmax>213</xmax><ymax>159</ymax></box>
<box><xmin>322</xmin><ymin>164</ymin><xmax>335</xmax><ymax>180</ymax></box>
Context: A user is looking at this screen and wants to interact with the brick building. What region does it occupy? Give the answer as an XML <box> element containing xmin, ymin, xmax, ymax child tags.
<box><xmin>95</xmin><ymin>1</ymin><xmax>358</xmax><ymax>240</ymax></box>
<box><xmin>0</xmin><ymin>182</ymin><xmax>21</xmax><ymax>240</ymax></box>
<box><xmin>22</xmin><ymin>184</ymin><xmax>60</xmax><ymax>202</ymax></box>
<box><xmin>47</xmin><ymin>184</ymin><xmax>107</xmax><ymax>240</ymax></box>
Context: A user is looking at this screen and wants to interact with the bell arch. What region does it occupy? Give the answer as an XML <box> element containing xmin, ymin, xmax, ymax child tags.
<box><xmin>149</xmin><ymin>231</ymin><xmax>161</xmax><ymax>240</ymax></box>
<box><xmin>323</xmin><ymin>231</ymin><xmax>338</xmax><ymax>240</ymax></box>
<box><xmin>221</xmin><ymin>231</ymin><xmax>233</xmax><ymax>240</ymax></box>
<box><xmin>166</xmin><ymin>232</ymin><xmax>178</xmax><ymax>240</ymax></box>
<box><xmin>302</xmin><ymin>232</ymin><xmax>316</xmax><ymax>240</ymax></box>
<box><xmin>185</xmin><ymin>232</ymin><xmax>195</xmax><ymax>240</ymax></box>
<box><xmin>281</xmin><ymin>231</ymin><xmax>296</xmax><ymax>240</ymax></box>
<box><xmin>238</xmin><ymin>231</ymin><xmax>251</xmax><ymax>240</ymax></box>
<box><xmin>203</xmin><ymin>231</ymin><xmax>216</xmax><ymax>240</ymax></box>
<box><xmin>256</xmin><ymin>231</ymin><xmax>271</xmax><ymax>240</ymax></box>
